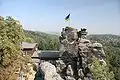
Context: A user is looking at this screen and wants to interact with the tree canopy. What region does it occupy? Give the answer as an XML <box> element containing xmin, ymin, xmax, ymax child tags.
<box><xmin>0</xmin><ymin>16</ymin><xmax>32</xmax><ymax>80</ymax></box>
<box><xmin>90</xmin><ymin>56</ymin><xmax>115</xmax><ymax>80</ymax></box>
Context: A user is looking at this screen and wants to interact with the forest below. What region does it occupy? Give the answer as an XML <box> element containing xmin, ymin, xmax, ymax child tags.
<box><xmin>25</xmin><ymin>30</ymin><xmax>120</xmax><ymax>80</ymax></box>
<box><xmin>87</xmin><ymin>34</ymin><xmax>120</xmax><ymax>80</ymax></box>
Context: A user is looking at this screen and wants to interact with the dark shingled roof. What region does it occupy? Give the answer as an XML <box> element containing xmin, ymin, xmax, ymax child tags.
<box><xmin>31</xmin><ymin>51</ymin><xmax>61</xmax><ymax>60</ymax></box>
<box><xmin>38</xmin><ymin>51</ymin><xmax>60</xmax><ymax>58</ymax></box>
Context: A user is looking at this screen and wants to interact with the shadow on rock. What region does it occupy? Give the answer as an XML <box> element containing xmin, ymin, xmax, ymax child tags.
<box><xmin>34</xmin><ymin>71</ymin><xmax>44</xmax><ymax>80</ymax></box>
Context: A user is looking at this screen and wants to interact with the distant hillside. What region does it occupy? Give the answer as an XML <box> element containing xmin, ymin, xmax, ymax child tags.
<box><xmin>87</xmin><ymin>34</ymin><xmax>120</xmax><ymax>47</ymax></box>
<box><xmin>24</xmin><ymin>30</ymin><xmax>60</xmax><ymax>50</ymax></box>
<box><xmin>45</xmin><ymin>31</ymin><xmax>60</xmax><ymax>36</ymax></box>
<box><xmin>24</xmin><ymin>30</ymin><xmax>120</xmax><ymax>50</ymax></box>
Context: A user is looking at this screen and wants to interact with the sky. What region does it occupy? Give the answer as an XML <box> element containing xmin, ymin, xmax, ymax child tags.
<box><xmin>0</xmin><ymin>0</ymin><xmax>120</xmax><ymax>35</ymax></box>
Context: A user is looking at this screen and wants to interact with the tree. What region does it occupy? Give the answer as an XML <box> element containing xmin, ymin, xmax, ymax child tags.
<box><xmin>90</xmin><ymin>56</ymin><xmax>115</xmax><ymax>80</ymax></box>
<box><xmin>0</xmin><ymin>16</ymin><xmax>32</xmax><ymax>80</ymax></box>
<box><xmin>104</xmin><ymin>46</ymin><xmax>120</xmax><ymax>80</ymax></box>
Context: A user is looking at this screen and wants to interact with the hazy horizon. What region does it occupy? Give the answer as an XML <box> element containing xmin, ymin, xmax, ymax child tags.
<box><xmin>0</xmin><ymin>0</ymin><xmax>120</xmax><ymax>35</ymax></box>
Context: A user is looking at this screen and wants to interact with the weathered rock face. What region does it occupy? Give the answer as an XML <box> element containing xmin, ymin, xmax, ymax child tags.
<box><xmin>58</xmin><ymin>27</ymin><xmax>106</xmax><ymax>80</ymax></box>
<box><xmin>40</xmin><ymin>61</ymin><xmax>64</xmax><ymax>80</ymax></box>
<box><xmin>56</xmin><ymin>60</ymin><xmax>66</xmax><ymax>73</ymax></box>
<box><xmin>38</xmin><ymin>27</ymin><xmax>106</xmax><ymax>80</ymax></box>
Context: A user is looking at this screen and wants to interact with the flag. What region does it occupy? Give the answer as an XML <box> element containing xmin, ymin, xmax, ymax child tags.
<box><xmin>65</xmin><ymin>14</ymin><xmax>70</xmax><ymax>21</ymax></box>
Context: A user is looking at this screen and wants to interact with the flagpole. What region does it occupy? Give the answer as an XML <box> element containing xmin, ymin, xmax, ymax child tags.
<box><xmin>68</xmin><ymin>12</ymin><xmax>70</xmax><ymax>27</ymax></box>
<box><xmin>68</xmin><ymin>18</ymin><xmax>70</xmax><ymax>27</ymax></box>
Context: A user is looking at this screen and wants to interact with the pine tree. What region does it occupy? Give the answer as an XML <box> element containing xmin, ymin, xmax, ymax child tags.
<box><xmin>90</xmin><ymin>56</ymin><xmax>115</xmax><ymax>80</ymax></box>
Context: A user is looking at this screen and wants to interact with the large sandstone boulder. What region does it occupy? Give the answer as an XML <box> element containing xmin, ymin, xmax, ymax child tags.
<box><xmin>40</xmin><ymin>62</ymin><xmax>63</xmax><ymax>80</ymax></box>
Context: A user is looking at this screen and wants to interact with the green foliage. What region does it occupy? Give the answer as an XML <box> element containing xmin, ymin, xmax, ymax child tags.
<box><xmin>24</xmin><ymin>30</ymin><xmax>60</xmax><ymax>50</ymax></box>
<box><xmin>0</xmin><ymin>16</ymin><xmax>32</xmax><ymax>80</ymax></box>
<box><xmin>0</xmin><ymin>16</ymin><xmax>24</xmax><ymax>66</ymax></box>
<box><xmin>91</xmin><ymin>56</ymin><xmax>115</xmax><ymax>80</ymax></box>
<box><xmin>24</xmin><ymin>37</ymin><xmax>34</xmax><ymax>43</ymax></box>
<box><xmin>88</xmin><ymin>34</ymin><xmax>120</xmax><ymax>80</ymax></box>
<box><xmin>104</xmin><ymin>46</ymin><xmax>120</xmax><ymax>80</ymax></box>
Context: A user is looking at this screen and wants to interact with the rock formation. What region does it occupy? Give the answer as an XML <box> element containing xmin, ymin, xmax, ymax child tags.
<box><xmin>38</xmin><ymin>27</ymin><xmax>106</xmax><ymax>80</ymax></box>
<box><xmin>58</xmin><ymin>27</ymin><xmax>106</xmax><ymax>80</ymax></box>
<box><xmin>40</xmin><ymin>62</ymin><xmax>64</xmax><ymax>80</ymax></box>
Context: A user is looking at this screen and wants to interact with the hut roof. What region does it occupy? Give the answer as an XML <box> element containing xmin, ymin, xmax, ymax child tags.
<box><xmin>21</xmin><ymin>42</ymin><xmax>37</xmax><ymax>49</ymax></box>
